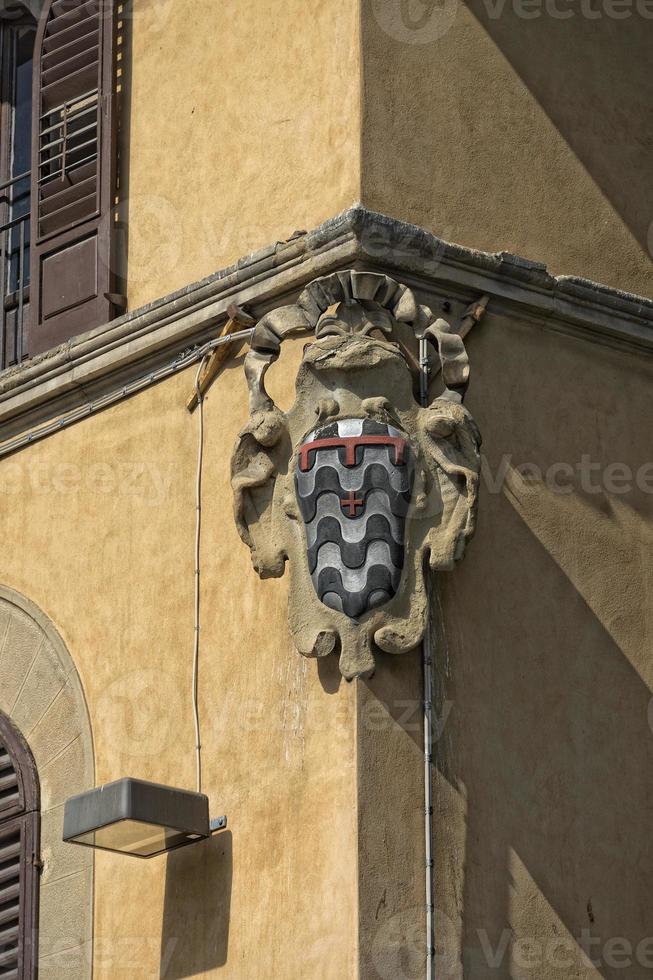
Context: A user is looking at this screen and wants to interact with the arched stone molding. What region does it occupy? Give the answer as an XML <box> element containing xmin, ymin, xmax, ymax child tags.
<box><xmin>0</xmin><ymin>585</ymin><xmax>94</xmax><ymax>979</ymax></box>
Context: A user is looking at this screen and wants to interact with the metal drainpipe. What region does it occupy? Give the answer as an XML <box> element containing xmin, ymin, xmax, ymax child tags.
<box><xmin>419</xmin><ymin>335</ymin><xmax>436</xmax><ymax>980</ymax></box>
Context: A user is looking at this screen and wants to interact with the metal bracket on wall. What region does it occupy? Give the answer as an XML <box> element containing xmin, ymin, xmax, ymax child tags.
<box><xmin>104</xmin><ymin>292</ymin><xmax>128</xmax><ymax>312</ymax></box>
<box><xmin>210</xmin><ymin>816</ymin><xmax>228</xmax><ymax>834</ymax></box>
<box><xmin>186</xmin><ymin>303</ymin><xmax>256</xmax><ymax>412</ymax></box>
<box><xmin>459</xmin><ymin>294</ymin><xmax>490</xmax><ymax>339</ymax></box>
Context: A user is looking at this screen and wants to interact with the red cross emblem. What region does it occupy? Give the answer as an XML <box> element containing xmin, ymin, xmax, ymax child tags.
<box><xmin>341</xmin><ymin>491</ymin><xmax>364</xmax><ymax>517</ymax></box>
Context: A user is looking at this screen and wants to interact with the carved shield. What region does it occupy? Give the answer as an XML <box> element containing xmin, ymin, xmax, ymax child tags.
<box><xmin>295</xmin><ymin>418</ymin><xmax>415</xmax><ymax>618</ymax></box>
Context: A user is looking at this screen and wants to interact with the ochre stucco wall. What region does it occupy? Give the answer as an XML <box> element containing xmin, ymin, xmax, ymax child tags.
<box><xmin>121</xmin><ymin>0</ymin><xmax>653</xmax><ymax>314</ymax></box>
<box><xmin>360</xmin><ymin>0</ymin><xmax>653</xmax><ymax>297</ymax></box>
<box><xmin>2</xmin><ymin>303</ymin><xmax>652</xmax><ymax>975</ymax></box>
<box><xmin>122</xmin><ymin>0</ymin><xmax>361</xmax><ymax>310</ymax></box>
<box><xmin>0</xmin><ymin>338</ymin><xmax>359</xmax><ymax>979</ymax></box>
<box><xmin>431</xmin><ymin>308</ymin><xmax>653</xmax><ymax>977</ymax></box>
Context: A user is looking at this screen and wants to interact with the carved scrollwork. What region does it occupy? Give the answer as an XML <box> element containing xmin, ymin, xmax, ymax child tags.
<box><xmin>231</xmin><ymin>270</ymin><xmax>484</xmax><ymax>679</ymax></box>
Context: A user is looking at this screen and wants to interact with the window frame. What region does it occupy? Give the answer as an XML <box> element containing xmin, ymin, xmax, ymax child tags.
<box><xmin>0</xmin><ymin>8</ymin><xmax>36</xmax><ymax>368</ymax></box>
<box><xmin>28</xmin><ymin>0</ymin><xmax>119</xmax><ymax>357</ymax></box>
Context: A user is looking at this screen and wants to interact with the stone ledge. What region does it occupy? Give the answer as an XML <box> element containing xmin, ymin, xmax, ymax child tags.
<box><xmin>0</xmin><ymin>205</ymin><xmax>651</xmax><ymax>444</ymax></box>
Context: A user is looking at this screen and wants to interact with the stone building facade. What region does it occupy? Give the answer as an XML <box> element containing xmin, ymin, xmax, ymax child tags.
<box><xmin>0</xmin><ymin>2</ymin><xmax>651</xmax><ymax>979</ymax></box>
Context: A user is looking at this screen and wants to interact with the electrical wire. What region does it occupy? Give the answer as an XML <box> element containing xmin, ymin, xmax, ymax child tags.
<box><xmin>423</xmin><ymin>581</ymin><xmax>435</xmax><ymax>980</ymax></box>
<box><xmin>419</xmin><ymin>335</ymin><xmax>436</xmax><ymax>980</ymax></box>
<box><xmin>0</xmin><ymin>327</ymin><xmax>256</xmax><ymax>796</ymax></box>
<box><xmin>192</xmin><ymin>355</ymin><xmax>209</xmax><ymax>795</ymax></box>
<box><xmin>0</xmin><ymin>327</ymin><xmax>255</xmax><ymax>462</ymax></box>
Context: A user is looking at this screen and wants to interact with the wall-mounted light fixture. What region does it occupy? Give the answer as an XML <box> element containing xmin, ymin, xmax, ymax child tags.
<box><xmin>62</xmin><ymin>325</ymin><xmax>243</xmax><ymax>862</ymax></box>
<box><xmin>63</xmin><ymin>777</ymin><xmax>227</xmax><ymax>858</ymax></box>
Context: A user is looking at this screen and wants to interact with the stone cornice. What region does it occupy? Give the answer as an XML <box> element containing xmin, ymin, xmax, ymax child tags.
<box><xmin>0</xmin><ymin>205</ymin><xmax>651</xmax><ymax>444</ymax></box>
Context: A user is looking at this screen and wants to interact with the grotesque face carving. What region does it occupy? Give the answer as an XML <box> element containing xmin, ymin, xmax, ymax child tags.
<box><xmin>231</xmin><ymin>271</ymin><xmax>484</xmax><ymax>680</ymax></box>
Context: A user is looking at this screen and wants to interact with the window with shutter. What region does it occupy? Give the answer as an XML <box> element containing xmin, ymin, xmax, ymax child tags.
<box><xmin>0</xmin><ymin>7</ymin><xmax>36</xmax><ymax>370</ymax></box>
<box><xmin>0</xmin><ymin>714</ymin><xmax>39</xmax><ymax>980</ymax></box>
<box><xmin>28</xmin><ymin>0</ymin><xmax>117</xmax><ymax>357</ymax></box>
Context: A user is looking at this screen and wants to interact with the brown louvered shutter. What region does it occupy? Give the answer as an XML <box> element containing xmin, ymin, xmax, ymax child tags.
<box><xmin>0</xmin><ymin>823</ymin><xmax>22</xmax><ymax>979</ymax></box>
<box><xmin>28</xmin><ymin>0</ymin><xmax>117</xmax><ymax>357</ymax></box>
<box><xmin>0</xmin><ymin>717</ymin><xmax>40</xmax><ymax>980</ymax></box>
<box><xmin>0</xmin><ymin>746</ymin><xmax>20</xmax><ymax>818</ymax></box>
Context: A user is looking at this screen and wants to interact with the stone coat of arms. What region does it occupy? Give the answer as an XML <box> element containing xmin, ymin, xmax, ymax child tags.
<box><xmin>231</xmin><ymin>271</ymin><xmax>483</xmax><ymax>679</ymax></box>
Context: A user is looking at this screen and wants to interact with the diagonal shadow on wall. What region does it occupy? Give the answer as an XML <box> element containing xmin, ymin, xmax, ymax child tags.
<box><xmin>465</xmin><ymin>0</ymin><xmax>653</xmax><ymax>257</ymax></box>
<box><xmin>159</xmin><ymin>830</ymin><xmax>233</xmax><ymax>979</ymax></box>
<box><xmin>436</xmin><ymin>468</ymin><xmax>653</xmax><ymax>978</ymax></box>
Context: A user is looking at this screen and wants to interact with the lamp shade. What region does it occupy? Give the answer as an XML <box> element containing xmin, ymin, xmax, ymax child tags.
<box><xmin>63</xmin><ymin>778</ymin><xmax>212</xmax><ymax>858</ymax></box>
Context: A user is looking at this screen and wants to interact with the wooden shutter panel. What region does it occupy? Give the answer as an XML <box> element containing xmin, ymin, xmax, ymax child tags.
<box><xmin>0</xmin><ymin>746</ymin><xmax>21</xmax><ymax>820</ymax></box>
<box><xmin>28</xmin><ymin>0</ymin><xmax>116</xmax><ymax>357</ymax></box>
<box><xmin>0</xmin><ymin>824</ymin><xmax>22</xmax><ymax>979</ymax></box>
<box><xmin>0</xmin><ymin>817</ymin><xmax>39</xmax><ymax>979</ymax></box>
<box><xmin>0</xmin><ymin>717</ymin><xmax>39</xmax><ymax>980</ymax></box>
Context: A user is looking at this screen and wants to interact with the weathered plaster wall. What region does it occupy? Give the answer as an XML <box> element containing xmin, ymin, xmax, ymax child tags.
<box><xmin>356</xmin><ymin>656</ymin><xmax>427</xmax><ymax>980</ymax></box>
<box><xmin>122</xmin><ymin>0</ymin><xmax>653</xmax><ymax>311</ymax></box>
<box><xmin>430</xmin><ymin>308</ymin><xmax>653</xmax><ymax>977</ymax></box>
<box><xmin>1</xmin><ymin>247</ymin><xmax>652</xmax><ymax>975</ymax></box>
<box><xmin>122</xmin><ymin>0</ymin><xmax>361</xmax><ymax>310</ymax></box>
<box><xmin>0</xmin><ymin>338</ymin><xmax>359</xmax><ymax>979</ymax></box>
<box><xmin>3</xmin><ymin>305</ymin><xmax>651</xmax><ymax>978</ymax></box>
<box><xmin>360</xmin><ymin>0</ymin><xmax>653</xmax><ymax>296</ymax></box>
